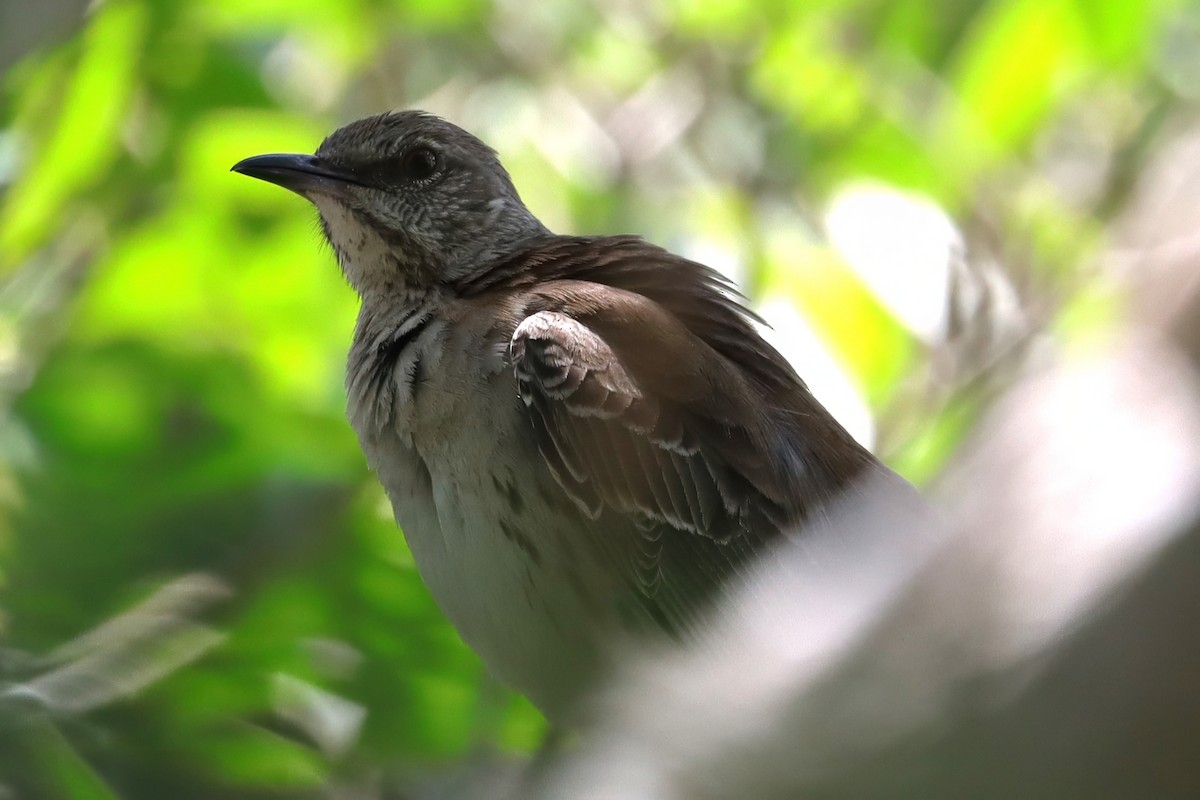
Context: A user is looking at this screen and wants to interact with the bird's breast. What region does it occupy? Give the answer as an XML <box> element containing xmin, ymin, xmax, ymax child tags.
<box><xmin>347</xmin><ymin>309</ymin><xmax>617</xmax><ymax>719</ymax></box>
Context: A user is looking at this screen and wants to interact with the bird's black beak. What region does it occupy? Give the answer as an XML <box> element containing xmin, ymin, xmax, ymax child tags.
<box><xmin>231</xmin><ymin>153</ymin><xmax>365</xmax><ymax>198</ymax></box>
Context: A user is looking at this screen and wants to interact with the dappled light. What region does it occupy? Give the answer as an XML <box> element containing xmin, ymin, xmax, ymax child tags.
<box><xmin>2</xmin><ymin>0</ymin><xmax>1199</xmax><ymax>797</ymax></box>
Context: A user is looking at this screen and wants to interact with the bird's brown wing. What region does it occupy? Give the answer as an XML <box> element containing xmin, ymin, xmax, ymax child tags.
<box><xmin>476</xmin><ymin>235</ymin><xmax>885</xmax><ymax>631</ymax></box>
<box><xmin>507</xmin><ymin>280</ymin><xmax>858</xmax><ymax>631</ymax></box>
<box><xmin>510</xmin><ymin>286</ymin><xmax>786</xmax><ymax>536</ymax></box>
<box><xmin>509</xmin><ymin>309</ymin><xmax>759</xmax><ymax>629</ymax></box>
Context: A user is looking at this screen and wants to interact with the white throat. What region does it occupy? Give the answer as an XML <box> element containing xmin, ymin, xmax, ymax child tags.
<box><xmin>315</xmin><ymin>198</ymin><xmax>405</xmax><ymax>299</ymax></box>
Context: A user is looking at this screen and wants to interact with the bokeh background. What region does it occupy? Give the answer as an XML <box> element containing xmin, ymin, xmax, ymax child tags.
<box><xmin>2</xmin><ymin>0</ymin><xmax>1199</xmax><ymax>796</ymax></box>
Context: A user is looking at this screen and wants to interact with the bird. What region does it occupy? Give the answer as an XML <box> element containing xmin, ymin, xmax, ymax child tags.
<box><xmin>232</xmin><ymin>110</ymin><xmax>904</xmax><ymax>724</ymax></box>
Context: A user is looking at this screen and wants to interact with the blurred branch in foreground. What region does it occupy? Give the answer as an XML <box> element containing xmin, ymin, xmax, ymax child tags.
<box><xmin>526</xmin><ymin>294</ymin><xmax>1200</xmax><ymax>798</ymax></box>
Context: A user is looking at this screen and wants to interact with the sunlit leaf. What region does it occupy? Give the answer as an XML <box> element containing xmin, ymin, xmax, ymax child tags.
<box><xmin>192</xmin><ymin>724</ymin><xmax>326</xmax><ymax>788</ymax></box>
<box><xmin>934</xmin><ymin>0</ymin><xmax>1087</xmax><ymax>178</ymax></box>
<box><xmin>0</xmin><ymin>1</ymin><xmax>144</xmax><ymax>262</ymax></box>
<box><xmin>752</xmin><ymin>20</ymin><xmax>868</xmax><ymax>132</ymax></box>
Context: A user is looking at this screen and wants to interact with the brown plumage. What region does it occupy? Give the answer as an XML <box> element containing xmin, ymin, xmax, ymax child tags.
<box><xmin>471</xmin><ymin>235</ymin><xmax>881</xmax><ymax>534</ymax></box>
<box><xmin>232</xmin><ymin>111</ymin><xmax>908</xmax><ymax>721</ymax></box>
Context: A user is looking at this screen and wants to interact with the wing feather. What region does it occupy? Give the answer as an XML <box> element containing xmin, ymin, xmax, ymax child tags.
<box><xmin>513</xmin><ymin>310</ymin><xmax>732</xmax><ymax>531</ymax></box>
<box><xmin>493</xmin><ymin>242</ymin><xmax>893</xmax><ymax>631</ymax></box>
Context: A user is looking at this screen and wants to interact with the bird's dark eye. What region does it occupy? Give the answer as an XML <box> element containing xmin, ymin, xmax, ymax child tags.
<box><xmin>400</xmin><ymin>146</ymin><xmax>440</xmax><ymax>182</ymax></box>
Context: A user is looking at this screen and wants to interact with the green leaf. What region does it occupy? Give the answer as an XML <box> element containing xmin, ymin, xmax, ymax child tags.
<box><xmin>0</xmin><ymin>0</ymin><xmax>144</xmax><ymax>262</ymax></box>
<box><xmin>192</xmin><ymin>724</ymin><xmax>327</xmax><ymax>788</ymax></box>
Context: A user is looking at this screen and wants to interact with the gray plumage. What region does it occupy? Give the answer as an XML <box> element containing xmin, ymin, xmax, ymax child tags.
<box><xmin>232</xmin><ymin>111</ymin><xmax>901</xmax><ymax>721</ymax></box>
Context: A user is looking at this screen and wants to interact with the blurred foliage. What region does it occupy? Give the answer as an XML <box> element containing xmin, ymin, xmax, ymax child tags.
<box><xmin>0</xmin><ymin>0</ymin><xmax>1195</xmax><ymax>796</ymax></box>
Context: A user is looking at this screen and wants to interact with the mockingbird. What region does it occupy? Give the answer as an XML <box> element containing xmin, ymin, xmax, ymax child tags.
<box><xmin>232</xmin><ymin>110</ymin><xmax>905</xmax><ymax>723</ymax></box>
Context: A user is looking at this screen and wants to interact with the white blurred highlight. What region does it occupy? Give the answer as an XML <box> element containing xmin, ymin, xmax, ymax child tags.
<box><xmin>261</xmin><ymin>37</ymin><xmax>345</xmax><ymax>113</ymax></box>
<box><xmin>271</xmin><ymin>673</ymin><xmax>366</xmax><ymax>758</ymax></box>
<box><xmin>825</xmin><ymin>184</ymin><xmax>958</xmax><ymax>343</ymax></box>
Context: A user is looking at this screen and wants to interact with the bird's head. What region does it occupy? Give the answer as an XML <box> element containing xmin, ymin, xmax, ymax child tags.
<box><xmin>232</xmin><ymin>110</ymin><xmax>547</xmax><ymax>296</ymax></box>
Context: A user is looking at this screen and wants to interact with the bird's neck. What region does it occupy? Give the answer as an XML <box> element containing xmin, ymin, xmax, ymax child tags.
<box><xmin>438</xmin><ymin>203</ymin><xmax>551</xmax><ymax>284</ymax></box>
<box><xmin>316</xmin><ymin>198</ymin><xmax>435</xmax><ymax>303</ymax></box>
